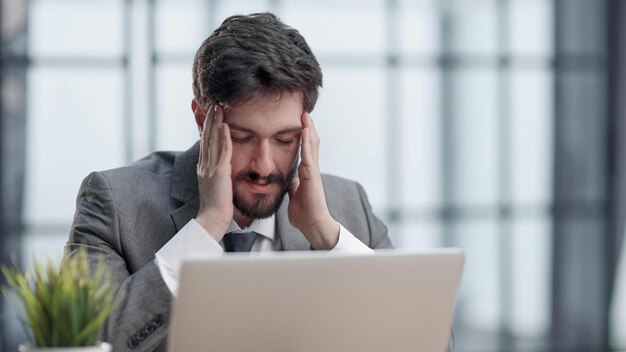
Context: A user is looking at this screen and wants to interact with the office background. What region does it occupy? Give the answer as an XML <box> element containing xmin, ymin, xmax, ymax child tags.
<box><xmin>0</xmin><ymin>0</ymin><xmax>625</xmax><ymax>351</ymax></box>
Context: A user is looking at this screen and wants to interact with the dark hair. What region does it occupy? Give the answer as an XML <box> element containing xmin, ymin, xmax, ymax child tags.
<box><xmin>192</xmin><ymin>12</ymin><xmax>322</xmax><ymax>112</ymax></box>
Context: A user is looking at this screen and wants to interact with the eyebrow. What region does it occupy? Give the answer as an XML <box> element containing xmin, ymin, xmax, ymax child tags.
<box><xmin>227</xmin><ymin>123</ymin><xmax>302</xmax><ymax>135</ymax></box>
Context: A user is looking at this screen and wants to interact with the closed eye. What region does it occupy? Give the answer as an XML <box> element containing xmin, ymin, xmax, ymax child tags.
<box><xmin>275</xmin><ymin>138</ymin><xmax>295</xmax><ymax>145</ymax></box>
<box><xmin>274</xmin><ymin>131</ymin><xmax>301</xmax><ymax>146</ymax></box>
<box><xmin>231</xmin><ymin>136</ymin><xmax>253</xmax><ymax>144</ymax></box>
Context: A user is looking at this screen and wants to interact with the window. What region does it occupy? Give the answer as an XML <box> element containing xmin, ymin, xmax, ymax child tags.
<box><xmin>3</xmin><ymin>1</ymin><xmax>622</xmax><ymax>351</ymax></box>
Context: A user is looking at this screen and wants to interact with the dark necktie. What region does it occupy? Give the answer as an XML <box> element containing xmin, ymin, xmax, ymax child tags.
<box><xmin>222</xmin><ymin>232</ymin><xmax>258</xmax><ymax>252</ymax></box>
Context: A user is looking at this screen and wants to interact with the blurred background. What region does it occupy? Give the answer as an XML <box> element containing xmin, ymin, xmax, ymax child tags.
<box><xmin>0</xmin><ymin>0</ymin><xmax>625</xmax><ymax>351</ymax></box>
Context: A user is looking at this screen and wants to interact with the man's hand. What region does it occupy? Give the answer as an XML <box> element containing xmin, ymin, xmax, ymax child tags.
<box><xmin>287</xmin><ymin>112</ymin><xmax>340</xmax><ymax>250</ymax></box>
<box><xmin>195</xmin><ymin>104</ymin><xmax>233</xmax><ymax>242</ymax></box>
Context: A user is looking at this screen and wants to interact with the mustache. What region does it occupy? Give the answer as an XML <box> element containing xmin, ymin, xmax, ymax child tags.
<box><xmin>235</xmin><ymin>171</ymin><xmax>285</xmax><ymax>184</ymax></box>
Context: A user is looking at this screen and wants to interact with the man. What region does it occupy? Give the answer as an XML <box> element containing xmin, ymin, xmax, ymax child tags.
<box><xmin>66</xmin><ymin>12</ymin><xmax>392</xmax><ymax>352</ymax></box>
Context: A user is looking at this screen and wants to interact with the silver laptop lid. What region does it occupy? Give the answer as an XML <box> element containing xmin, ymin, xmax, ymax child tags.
<box><xmin>169</xmin><ymin>249</ymin><xmax>463</xmax><ymax>352</ymax></box>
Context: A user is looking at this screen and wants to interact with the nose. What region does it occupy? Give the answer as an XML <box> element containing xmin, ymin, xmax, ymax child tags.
<box><xmin>250</xmin><ymin>140</ymin><xmax>275</xmax><ymax>176</ymax></box>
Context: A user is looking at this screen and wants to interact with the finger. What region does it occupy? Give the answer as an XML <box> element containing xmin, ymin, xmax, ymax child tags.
<box><xmin>301</xmin><ymin>111</ymin><xmax>311</xmax><ymax>130</ymax></box>
<box><xmin>198</xmin><ymin>104</ymin><xmax>213</xmax><ymax>171</ymax></box>
<box><xmin>302</xmin><ymin>113</ymin><xmax>320</xmax><ymax>164</ymax></box>
<box><xmin>302</xmin><ymin>112</ymin><xmax>319</xmax><ymax>145</ymax></box>
<box><xmin>288</xmin><ymin>176</ymin><xmax>300</xmax><ymax>199</ymax></box>
<box><xmin>217</xmin><ymin>122</ymin><xmax>232</xmax><ymax>168</ymax></box>
<box><xmin>302</xmin><ymin>126</ymin><xmax>320</xmax><ymax>168</ymax></box>
<box><xmin>204</xmin><ymin>103</ymin><xmax>216</xmax><ymax>141</ymax></box>
<box><xmin>300</xmin><ymin>127</ymin><xmax>311</xmax><ymax>166</ymax></box>
<box><xmin>198</xmin><ymin>131</ymin><xmax>204</xmax><ymax>171</ymax></box>
<box><xmin>209</xmin><ymin>105</ymin><xmax>223</xmax><ymax>168</ymax></box>
<box><xmin>299</xmin><ymin>128</ymin><xmax>317</xmax><ymax>183</ymax></box>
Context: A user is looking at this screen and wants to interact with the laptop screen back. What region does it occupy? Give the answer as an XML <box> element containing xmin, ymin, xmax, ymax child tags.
<box><xmin>169</xmin><ymin>249</ymin><xmax>463</xmax><ymax>352</ymax></box>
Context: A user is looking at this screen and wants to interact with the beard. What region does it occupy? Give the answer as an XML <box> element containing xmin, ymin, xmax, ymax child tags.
<box><xmin>232</xmin><ymin>160</ymin><xmax>297</xmax><ymax>220</ymax></box>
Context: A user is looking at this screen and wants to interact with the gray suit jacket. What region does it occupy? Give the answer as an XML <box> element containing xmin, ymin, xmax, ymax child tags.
<box><xmin>66</xmin><ymin>142</ymin><xmax>392</xmax><ymax>352</ymax></box>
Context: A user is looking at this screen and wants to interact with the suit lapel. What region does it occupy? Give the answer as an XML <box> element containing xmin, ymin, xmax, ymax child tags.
<box><xmin>275</xmin><ymin>196</ymin><xmax>310</xmax><ymax>251</ymax></box>
<box><xmin>170</xmin><ymin>197</ymin><xmax>199</xmax><ymax>232</ymax></box>
<box><xmin>170</xmin><ymin>142</ymin><xmax>201</xmax><ymax>232</ymax></box>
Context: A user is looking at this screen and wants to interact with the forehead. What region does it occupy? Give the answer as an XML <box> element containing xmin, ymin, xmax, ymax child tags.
<box><xmin>223</xmin><ymin>92</ymin><xmax>304</xmax><ymax>134</ymax></box>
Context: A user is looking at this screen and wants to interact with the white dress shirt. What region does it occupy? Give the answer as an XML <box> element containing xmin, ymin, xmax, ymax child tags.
<box><xmin>155</xmin><ymin>217</ymin><xmax>373</xmax><ymax>295</ymax></box>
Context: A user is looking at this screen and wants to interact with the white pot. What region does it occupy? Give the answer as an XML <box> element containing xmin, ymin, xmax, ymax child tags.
<box><xmin>17</xmin><ymin>343</ymin><xmax>112</xmax><ymax>352</ymax></box>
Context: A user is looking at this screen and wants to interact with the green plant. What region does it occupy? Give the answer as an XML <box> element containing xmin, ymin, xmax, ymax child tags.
<box><xmin>1</xmin><ymin>250</ymin><xmax>117</xmax><ymax>347</ymax></box>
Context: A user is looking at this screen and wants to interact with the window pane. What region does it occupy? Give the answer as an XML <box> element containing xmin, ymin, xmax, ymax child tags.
<box><xmin>510</xmin><ymin>218</ymin><xmax>552</xmax><ymax>338</ymax></box>
<box><xmin>21</xmin><ymin>231</ymin><xmax>67</xmax><ymax>270</ymax></box>
<box><xmin>156</xmin><ymin>0</ymin><xmax>212</xmax><ymax>54</ymax></box>
<box><xmin>508</xmin><ymin>0</ymin><xmax>554</xmax><ymax>57</ymax></box>
<box><xmin>156</xmin><ymin>0</ymin><xmax>275</xmax><ymax>55</ymax></box>
<box><xmin>24</xmin><ymin>68</ymin><xmax>125</xmax><ymax>224</ymax></box>
<box><xmin>281</xmin><ymin>0</ymin><xmax>385</xmax><ymax>57</ymax></box>
<box><xmin>557</xmin><ymin>71</ymin><xmax>607</xmax><ymax>201</ymax></box>
<box><xmin>390</xmin><ymin>221</ymin><xmax>443</xmax><ymax>250</ymax></box>
<box><xmin>553</xmin><ymin>218</ymin><xmax>607</xmax><ymax>348</ymax></box>
<box><xmin>29</xmin><ymin>0</ymin><xmax>123</xmax><ymax>57</ymax></box>
<box><xmin>446</xmin><ymin>0</ymin><xmax>498</xmax><ymax>56</ymax></box>
<box><xmin>156</xmin><ymin>64</ymin><xmax>197</xmax><ymax>151</ymax></box>
<box><xmin>450</xmin><ymin>68</ymin><xmax>499</xmax><ymax>206</ymax></box>
<box><xmin>214</xmin><ymin>0</ymin><xmax>272</xmax><ymax>23</ymax></box>
<box><xmin>398</xmin><ymin>0</ymin><xmax>441</xmax><ymax>56</ymax></box>
<box><xmin>557</xmin><ymin>0</ymin><xmax>605</xmax><ymax>56</ymax></box>
<box><xmin>510</xmin><ymin>68</ymin><xmax>554</xmax><ymax>205</ymax></box>
<box><xmin>452</xmin><ymin>218</ymin><xmax>501</xmax><ymax>331</ymax></box>
<box><xmin>400</xmin><ymin>68</ymin><xmax>442</xmax><ymax>208</ymax></box>
<box><xmin>314</xmin><ymin>66</ymin><xmax>387</xmax><ymax>209</ymax></box>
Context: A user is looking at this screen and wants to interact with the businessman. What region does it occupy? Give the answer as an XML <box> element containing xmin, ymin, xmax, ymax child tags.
<box><xmin>66</xmin><ymin>12</ymin><xmax>392</xmax><ymax>352</ymax></box>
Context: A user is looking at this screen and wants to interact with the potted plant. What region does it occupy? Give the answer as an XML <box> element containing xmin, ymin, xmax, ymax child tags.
<box><xmin>1</xmin><ymin>249</ymin><xmax>116</xmax><ymax>351</ymax></box>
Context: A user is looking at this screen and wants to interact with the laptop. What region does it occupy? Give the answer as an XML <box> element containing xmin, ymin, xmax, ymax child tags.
<box><xmin>168</xmin><ymin>249</ymin><xmax>464</xmax><ymax>352</ymax></box>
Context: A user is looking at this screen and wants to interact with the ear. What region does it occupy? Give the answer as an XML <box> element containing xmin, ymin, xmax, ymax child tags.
<box><xmin>191</xmin><ymin>99</ymin><xmax>207</xmax><ymax>134</ymax></box>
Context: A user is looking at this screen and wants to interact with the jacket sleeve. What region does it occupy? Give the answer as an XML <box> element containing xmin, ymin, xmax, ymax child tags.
<box><xmin>65</xmin><ymin>172</ymin><xmax>169</xmax><ymax>352</ymax></box>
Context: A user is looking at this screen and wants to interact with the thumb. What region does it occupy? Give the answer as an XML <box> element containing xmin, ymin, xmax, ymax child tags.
<box><xmin>288</xmin><ymin>176</ymin><xmax>300</xmax><ymax>199</ymax></box>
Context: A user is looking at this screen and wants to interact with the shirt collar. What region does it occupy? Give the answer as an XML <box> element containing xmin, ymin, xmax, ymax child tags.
<box><xmin>226</xmin><ymin>215</ymin><xmax>276</xmax><ymax>241</ymax></box>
